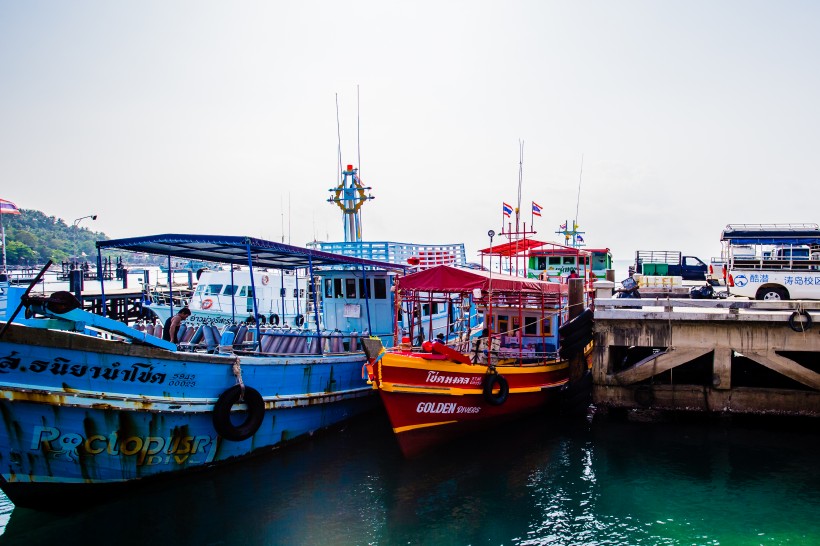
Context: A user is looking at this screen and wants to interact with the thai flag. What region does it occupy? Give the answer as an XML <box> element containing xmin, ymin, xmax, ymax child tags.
<box><xmin>502</xmin><ymin>202</ymin><xmax>513</xmax><ymax>217</ymax></box>
<box><xmin>532</xmin><ymin>201</ymin><xmax>542</xmax><ymax>217</ymax></box>
<box><xmin>576</xmin><ymin>234</ymin><xmax>585</xmax><ymax>243</ymax></box>
<box><xmin>560</xmin><ymin>222</ymin><xmax>567</xmax><ymax>230</ymax></box>
<box><xmin>0</xmin><ymin>198</ymin><xmax>20</xmax><ymax>215</ymax></box>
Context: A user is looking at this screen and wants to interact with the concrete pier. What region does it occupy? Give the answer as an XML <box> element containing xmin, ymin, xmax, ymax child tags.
<box><xmin>592</xmin><ymin>298</ymin><xmax>820</xmax><ymax>416</ymax></box>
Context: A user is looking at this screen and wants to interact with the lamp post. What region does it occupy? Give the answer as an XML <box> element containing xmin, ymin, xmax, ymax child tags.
<box><xmin>73</xmin><ymin>214</ymin><xmax>97</xmax><ymax>261</ymax></box>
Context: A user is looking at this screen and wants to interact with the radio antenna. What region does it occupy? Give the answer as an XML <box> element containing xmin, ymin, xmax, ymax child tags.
<box><xmin>357</xmin><ymin>84</ymin><xmax>362</xmax><ymax>179</ymax></box>
<box><xmin>574</xmin><ymin>153</ymin><xmax>584</xmax><ymax>229</ymax></box>
<box><xmin>336</xmin><ymin>93</ymin><xmax>343</xmax><ymax>185</ymax></box>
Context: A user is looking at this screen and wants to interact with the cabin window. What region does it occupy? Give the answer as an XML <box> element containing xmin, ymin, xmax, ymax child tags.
<box><xmin>345</xmin><ymin>279</ymin><xmax>357</xmax><ymax>298</ymax></box>
<box><xmin>542</xmin><ymin>317</ymin><xmax>553</xmax><ymax>336</ymax></box>
<box><xmin>497</xmin><ymin>315</ymin><xmax>509</xmax><ymax>334</ymax></box>
<box><xmin>421</xmin><ymin>304</ymin><xmax>430</xmax><ymax>316</ymax></box>
<box><xmin>374</xmin><ymin>279</ymin><xmax>387</xmax><ymax>299</ymax></box>
<box><xmin>333</xmin><ymin>279</ymin><xmax>344</xmax><ymax>298</ymax></box>
<box><xmin>562</xmin><ymin>257</ymin><xmax>575</xmax><ymax>265</ymax></box>
<box><xmin>592</xmin><ymin>254</ymin><xmax>609</xmax><ymax>270</ymax></box>
<box><xmin>205</xmin><ymin>284</ymin><xmax>223</xmax><ymax>295</ymax></box>
<box><xmin>359</xmin><ymin>279</ymin><xmax>370</xmax><ymax>299</ymax></box>
<box><xmin>512</xmin><ymin>317</ymin><xmax>520</xmax><ymax>335</ymax></box>
<box><xmin>223</xmin><ymin>285</ymin><xmax>238</xmax><ymax>296</ymax></box>
<box><xmin>194</xmin><ymin>285</ymin><xmax>204</xmax><ymax>295</ymax></box>
<box><xmin>325</xmin><ymin>279</ymin><xmax>333</xmax><ymax>298</ymax></box>
<box><xmin>524</xmin><ymin>316</ymin><xmax>538</xmax><ymax>335</ymax></box>
<box><xmin>238</xmin><ymin>286</ymin><xmax>254</xmax><ymax>297</ymax></box>
<box><xmin>548</xmin><ymin>257</ymin><xmax>562</xmax><ymax>266</ymax></box>
<box><xmin>533</xmin><ymin>257</ymin><xmax>546</xmax><ymax>270</ymax></box>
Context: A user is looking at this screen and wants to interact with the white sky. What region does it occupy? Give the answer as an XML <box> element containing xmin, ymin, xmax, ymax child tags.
<box><xmin>2</xmin><ymin>1</ymin><xmax>818</xmax><ymax>263</ymax></box>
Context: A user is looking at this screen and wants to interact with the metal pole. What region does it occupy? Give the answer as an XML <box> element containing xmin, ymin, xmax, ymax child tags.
<box><xmin>246</xmin><ymin>244</ymin><xmax>261</xmax><ymax>350</ymax></box>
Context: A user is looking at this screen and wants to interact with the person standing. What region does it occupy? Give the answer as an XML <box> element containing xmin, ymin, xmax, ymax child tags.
<box><xmin>163</xmin><ymin>307</ymin><xmax>191</xmax><ymax>343</ymax></box>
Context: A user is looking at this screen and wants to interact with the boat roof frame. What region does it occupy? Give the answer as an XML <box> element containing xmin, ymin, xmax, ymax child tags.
<box><xmin>97</xmin><ymin>234</ymin><xmax>407</xmax><ymax>271</ymax></box>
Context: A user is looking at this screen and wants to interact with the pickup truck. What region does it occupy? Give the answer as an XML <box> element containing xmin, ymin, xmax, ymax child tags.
<box><xmin>634</xmin><ymin>250</ymin><xmax>708</xmax><ymax>281</ymax></box>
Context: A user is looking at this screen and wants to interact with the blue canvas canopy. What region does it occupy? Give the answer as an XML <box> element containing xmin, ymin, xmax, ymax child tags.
<box><xmin>97</xmin><ymin>234</ymin><xmax>406</xmax><ymax>271</ymax></box>
<box><xmin>720</xmin><ymin>225</ymin><xmax>820</xmax><ymax>245</ymax></box>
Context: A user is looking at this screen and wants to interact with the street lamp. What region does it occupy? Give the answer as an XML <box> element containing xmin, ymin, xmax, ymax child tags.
<box><xmin>73</xmin><ymin>214</ymin><xmax>97</xmax><ymax>261</ymax></box>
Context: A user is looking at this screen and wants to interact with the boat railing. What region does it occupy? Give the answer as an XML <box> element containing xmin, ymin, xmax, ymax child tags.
<box><xmin>310</xmin><ymin>240</ymin><xmax>467</xmax><ymax>268</ymax></box>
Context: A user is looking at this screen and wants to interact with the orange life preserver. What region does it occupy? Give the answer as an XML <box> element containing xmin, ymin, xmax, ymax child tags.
<box><xmin>201</xmin><ymin>298</ymin><xmax>213</xmax><ymax>309</ymax></box>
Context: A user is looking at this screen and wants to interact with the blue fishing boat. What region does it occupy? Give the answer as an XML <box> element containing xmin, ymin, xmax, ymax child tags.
<box><xmin>0</xmin><ymin>235</ymin><xmax>402</xmax><ymax>511</ymax></box>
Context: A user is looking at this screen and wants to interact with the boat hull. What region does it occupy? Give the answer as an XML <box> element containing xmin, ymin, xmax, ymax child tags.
<box><xmin>0</xmin><ymin>323</ymin><xmax>375</xmax><ymax>510</ymax></box>
<box><xmin>372</xmin><ymin>351</ymin><xmax>578</xmax><ymax>457</ymax></box>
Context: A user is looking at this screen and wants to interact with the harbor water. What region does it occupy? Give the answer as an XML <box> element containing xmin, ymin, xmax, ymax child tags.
<box><xmin>1</xmin><ymin>409</ymin><xmax>819</xmax><ymax>545</ymax></box>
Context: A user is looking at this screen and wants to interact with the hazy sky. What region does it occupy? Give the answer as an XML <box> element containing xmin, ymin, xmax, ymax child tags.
<box><xmin>2</xmin><ymin>1</ymin><xmax>818</xmax><ymax>264</ymax></box>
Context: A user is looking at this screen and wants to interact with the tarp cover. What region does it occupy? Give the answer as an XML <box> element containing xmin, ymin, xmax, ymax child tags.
<box><xmin>397</xmin><ymin>265</ymin><xmax>567</xmax><ymax>295</ymax></box>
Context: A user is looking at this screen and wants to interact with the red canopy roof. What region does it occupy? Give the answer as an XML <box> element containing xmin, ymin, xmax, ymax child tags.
<box><xmin>396</xmin><ymin>265</ymin><xmax>567</xmax><ymax>295</ymax></box>
<box><xmin>477</xmin><ymin>238</ymin><xmax>548</xmax><ymax>257</ymax></box>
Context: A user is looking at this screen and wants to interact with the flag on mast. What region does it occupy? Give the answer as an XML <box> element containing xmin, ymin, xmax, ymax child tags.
<box><xmin>532</xmin><ymin>201</ymin><xmax>542</xmax><ymax>217</ymax></box>
<box><xmin>0</xmin><ymin>199</ymin><xmax>20</xmax><ymax>215</ymax></box>
<box><xmin>502</xmin><ymin>202</ymin><xmax>513</xmax><ymax>218</ymax></box>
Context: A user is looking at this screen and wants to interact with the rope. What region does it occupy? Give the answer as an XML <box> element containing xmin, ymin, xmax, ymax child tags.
<box><xmin>232</xmin><ymin>356</ymin><xmax>245</xmax><ymax>399</ymax></box>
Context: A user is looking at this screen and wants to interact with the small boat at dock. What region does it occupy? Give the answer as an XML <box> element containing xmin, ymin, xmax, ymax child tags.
<box><xmin>0</xmin><ymin>235</ymin><xmax>401</xmax><ymax>511</ymax></box>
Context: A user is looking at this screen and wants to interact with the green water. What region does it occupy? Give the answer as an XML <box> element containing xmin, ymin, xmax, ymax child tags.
<box><xmin>1</xmin><ymin>410</ymin><xmax>818</xmax><ymax>545</ymax></box>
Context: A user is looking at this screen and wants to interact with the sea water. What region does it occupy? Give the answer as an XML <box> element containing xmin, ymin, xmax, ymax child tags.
<box><xmin>1</xmin><ymin>410</ymin><xmax>818</xmax><ymax>545</ymax></box>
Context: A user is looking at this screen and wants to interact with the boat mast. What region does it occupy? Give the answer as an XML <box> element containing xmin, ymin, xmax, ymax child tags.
<box><xmin>328</xmin><ymin>92</ymin><xmax>374</xmax><ymax>243</ymax></box>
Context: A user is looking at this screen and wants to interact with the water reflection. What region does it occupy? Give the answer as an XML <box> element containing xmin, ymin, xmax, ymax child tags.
<box><xmin>1</xmin><ymin>411</ymin><xmax>819</xmax><ymax>545</ymax></box>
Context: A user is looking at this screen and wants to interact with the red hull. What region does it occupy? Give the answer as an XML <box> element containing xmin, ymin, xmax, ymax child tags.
<box><xmin>378</xmin><ymin>388</ymin><xmax>562</xmax><ymax>457</ymax></box>
<box><xmin>372</xmin><ymin>351</ymin><xmax>573</xmax><ymax>457</ymax></box>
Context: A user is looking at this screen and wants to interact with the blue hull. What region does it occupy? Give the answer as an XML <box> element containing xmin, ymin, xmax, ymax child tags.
<box><xmin>0</xmin><ymin>322</ymin><xmax>376</xmax><ymax>510</ymax></box>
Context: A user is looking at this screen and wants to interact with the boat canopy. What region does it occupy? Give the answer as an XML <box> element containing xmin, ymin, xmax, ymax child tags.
<box><xmin>478</xmin><ymin>238</ymin><xmax>549</xmax><ymax>257</ymax></box>
<box><xmin>720</xmin><ymin>224</ymin><xmax>820</xmax><ymax>245</ymax></box>
<box><xmin>397</xmin><ymin>265</ymin><xmax>567</xmax><ymax>295</ymax></box>
<box><xmin>97</xmin><ymin>234</ymin><xmax>406</xmax><ymax>271</ymax></box>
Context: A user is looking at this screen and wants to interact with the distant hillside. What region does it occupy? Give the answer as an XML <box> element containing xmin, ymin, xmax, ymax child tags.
<box><xmin>1</xmin><ymin>209</ymin><xmax>109</xmax><ymax>266</ymax></box>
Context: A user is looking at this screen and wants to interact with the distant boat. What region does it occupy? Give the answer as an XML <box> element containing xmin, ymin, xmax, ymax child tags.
<box><xmin>0</xmin><ymin>235</ymin><xmax>397</xmax><ymax>511</ymax></box>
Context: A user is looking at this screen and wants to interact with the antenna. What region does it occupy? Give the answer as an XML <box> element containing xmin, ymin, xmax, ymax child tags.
<box><xmin>357</xmin><ymin>84</ymin><xmax>361</xmax><ymax>180</ymax></box>
<box><xmin>516</xmin><ymin>139</ymin><xmax>524</xmax><ymax>230</ymax></box>
<box><xmin>336</xmin><ymin>93</ymin><xmax>343</xmax><ymax>186</ymax></box>
<box><xmin>574</xmin><ymin>153</ymin><xmax>584</xmax><ymax>230</ymax></box>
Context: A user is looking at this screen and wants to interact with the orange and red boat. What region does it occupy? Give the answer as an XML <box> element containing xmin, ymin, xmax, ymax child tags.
<box><xmin>365</xmin><ymin>264</ymin><xmax>593</xmax><ymax>457</ymax></box>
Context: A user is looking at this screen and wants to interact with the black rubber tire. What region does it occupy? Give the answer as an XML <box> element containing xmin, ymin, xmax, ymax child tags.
<box><xmin>46</xmin><ymin>291</ymin><xmax>81</xmax><ymax>314</ymax></box>
<box><xmin>558</xmin><ymin>308</ymin><xmax>594</xmax><ymax>336</ymax></box>
<box><xmin>269</xmin><ymin>314</ymin><xmax>279</xmax><ymax>326</ymax></box>
<box><xmin>212</xmin><ymin>385</ymin><xmax>265</xmax><ymax>441</ymax></box>
<box><xmin>295</xmin><ymin>314</ymin><xmax>305</xmax><ymax>327</ymax></box>
<box><xmin>483</xmin><ymin>373</ymin><xmax>509</xmax><ymax>406</ymax></box>
<box><xmin>559</xmin><ymin>333</ymin><xmax>593</xmax><ymax>355</ymax></box>
<box><xmin>559</xmin><ymin>322</ymin><xmax>594</xmax><ymax>345</ymax></box>
<box><xmin>788</xmin><ymin>310</ymin><xmax>813</xmax><ymax>332</ymax></box>
<box><xmin>756</xmin><ymin>286</ymin><xmax>788</xmax><ymax>301</ymax></box>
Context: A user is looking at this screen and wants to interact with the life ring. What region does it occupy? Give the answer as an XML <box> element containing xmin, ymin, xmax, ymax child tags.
<box><xmin>212</xmin><ymin>385</ymin><xmax>265</xmax><ymax>441</ymax></box>
<box><xmin>482</xmin><ymin>373</ymin><xmax>509</xmax><ymax>406</ymax></box>
<box><xmin>201</xmin><ymin>299</ymin><xmax>213</xmax><ymax>310</ymax></box>
<box><xmin>269</xmin><ymin>313</ymin><xmax>280</xmax><ymax>326</ymax></box>
<box><xmin>261</xmin><ymin>275</ymin><xmax>269</xmax><ymax>285</ymax></box>
<box><xmin>788</xmin><ymin>310</ymin><xmax>813</xmax><ymax>332</ymax></box>
<box><xmin>294</xmin><ymin>314</ymin><xmax>305</xmax><ymax>327</ymax></box>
